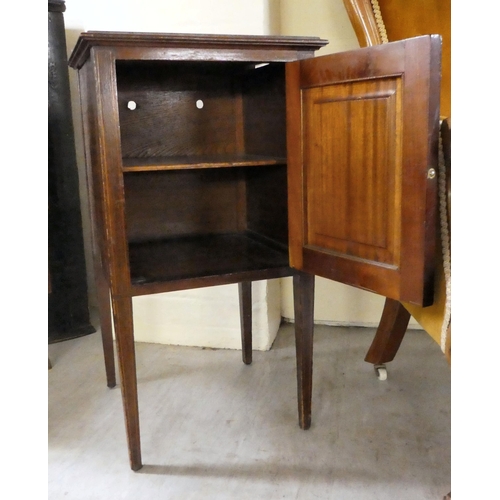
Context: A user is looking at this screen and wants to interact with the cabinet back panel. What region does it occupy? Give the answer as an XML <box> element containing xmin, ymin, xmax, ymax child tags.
<box><xmin>116</xmin><ymin>61</ymin><xmax>247</xmax><ymax>158</ymax></box>
<box><xmin>124</xmin><ymin>170</ymin><xmax>246</xmax><ymax>242</ymax></box>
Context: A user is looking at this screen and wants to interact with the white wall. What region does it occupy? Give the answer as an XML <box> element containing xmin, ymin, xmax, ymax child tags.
<box><xmin>280</xmin><ymin>0</ymin><xmax>359</xmax><ymax>55</ymax></box>
<box><xmin>63</xmin><ymin>0</ymin><xmax>278</xmax><ymax>35</ymax></box>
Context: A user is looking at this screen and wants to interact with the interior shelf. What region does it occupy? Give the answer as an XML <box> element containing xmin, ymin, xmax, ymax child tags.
<box><xmin>122</xmin><ymin>154</ymin><xmax>287</xmax><ymax>172</ymax></box>
<box><xmin>128</xmin><ymin>232</ymin><xmax>289</xmax><ymax>287</ymax></box>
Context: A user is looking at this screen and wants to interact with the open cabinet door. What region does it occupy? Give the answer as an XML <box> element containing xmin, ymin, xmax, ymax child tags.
<box><xmin>287</xmin><ymin>35</ymin><xmax>441</xmax><ymax>306</ymax></box>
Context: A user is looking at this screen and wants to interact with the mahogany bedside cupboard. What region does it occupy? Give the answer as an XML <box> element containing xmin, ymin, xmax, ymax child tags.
<box><xmin>68</xmin><ymin>32</ymin><xmax>441</xmax><ymax>471</ymax></box>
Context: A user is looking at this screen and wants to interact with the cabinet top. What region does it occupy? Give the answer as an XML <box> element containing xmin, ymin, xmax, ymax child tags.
<box><xmin>68</xmin><ymin>31</ymin><xmax>329</xmax><ymax>69</ymax></box>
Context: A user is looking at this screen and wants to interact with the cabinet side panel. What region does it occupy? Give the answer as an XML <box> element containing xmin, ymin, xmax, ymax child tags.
<box><xmin>246</xmin><ymin>166</ymin><xmax>289</xmax><ymax>246</ymax></box>
<box><xmin>91</xmin><ymin>48</ymin><xmax>132</xmax><ymax>296</ymax></box>
<box><xmin>242</xmin><ymin>64</ymin><xmax>287</xmax><ymax>158</ymax></box>
<box><xmin>78</xmin><ymin>61</ymin><xmax>111</xmax><ymax>284</ymax></box>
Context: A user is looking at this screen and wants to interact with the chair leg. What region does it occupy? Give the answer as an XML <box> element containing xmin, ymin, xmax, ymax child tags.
<box><xmin>238</xmin><ymin>281</ymin><xmax>252</xmax><ymax>365</ymax></box>
<box><xmin>365</xmin><ymin>298</ymin><xmax>411</xmax><ymax>365</ymax></box>
<box><xmin>95</xmin><ymin>261</ymin><xmax>116</xmax><ymax>388</ymax></box>
<box><xmin>444</xmin><ymin>323</ymin><xmax>451</xmax><ymax>365</ymax></box>
<box><xmin>293</xmin><ymin>272</ymin><xmax>315</xmax><ymax>430</ymax></box>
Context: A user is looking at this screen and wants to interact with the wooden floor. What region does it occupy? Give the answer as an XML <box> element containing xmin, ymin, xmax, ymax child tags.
<box><xmin>48</xmin><ymin>321</ymin><xmax>450</xmax><ymax>499</ymax></box>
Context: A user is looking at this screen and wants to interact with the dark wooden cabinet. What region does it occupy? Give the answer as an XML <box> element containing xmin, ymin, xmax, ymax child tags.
<box><xmin>69</xmin><ymin>32</ymin><xmax>441</xmax><ymax>470</ymax></box>
<box><xmin>48</xmin><ymin>0</ymin><xmax>95</xmax><ymax>342</ymax></box>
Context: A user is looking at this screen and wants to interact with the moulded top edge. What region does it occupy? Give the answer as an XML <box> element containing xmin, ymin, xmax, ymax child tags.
<box><xmin>68</xmin><ymin>31</ymin><xmax>329</xmax><ymax>69</ymax></box>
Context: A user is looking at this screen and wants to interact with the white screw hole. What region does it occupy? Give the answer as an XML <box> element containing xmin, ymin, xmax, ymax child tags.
<box><xmin>127</xmin><ymin>101</ymin><xmax>137</xmax><ymax>110</ymax></box>
<box><xmin>196</xmin><ymin>99</ymin><xmax>204</xmax><ymax>109</ymax></box>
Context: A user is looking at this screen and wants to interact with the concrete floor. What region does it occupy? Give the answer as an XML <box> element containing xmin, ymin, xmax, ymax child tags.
<box><xmin>48</xmin><ymin>321</ymin><xmax>450</xmax><ymax>499</ymax></box>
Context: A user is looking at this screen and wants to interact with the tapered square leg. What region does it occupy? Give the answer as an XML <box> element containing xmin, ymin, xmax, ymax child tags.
<box><xmin>293</xmin><ymin>272</ymin><xmax>315</xmax><ymax>430</ymax></box>
<box><xmin>238</xmin><ymin>281</ymin><xmax>252</xmax><ymax>365</ymax></box>
<box><xmin>111</xmin><ymin>295</ymin><xmax>142</xmax><ymax>471</ymax></box>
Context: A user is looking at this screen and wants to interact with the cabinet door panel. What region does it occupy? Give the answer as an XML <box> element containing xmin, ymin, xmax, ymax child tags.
<box><xmin>287</xmin><ymin>36</ymin><xmax>441</xmax><ymax>306</ymax></box>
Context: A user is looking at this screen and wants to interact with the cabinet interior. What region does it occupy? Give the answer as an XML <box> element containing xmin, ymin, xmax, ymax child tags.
<box><xmin>116</xmin><ymin>60</ymin><xmax>290</xmax><ymax>285</ymax></box>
